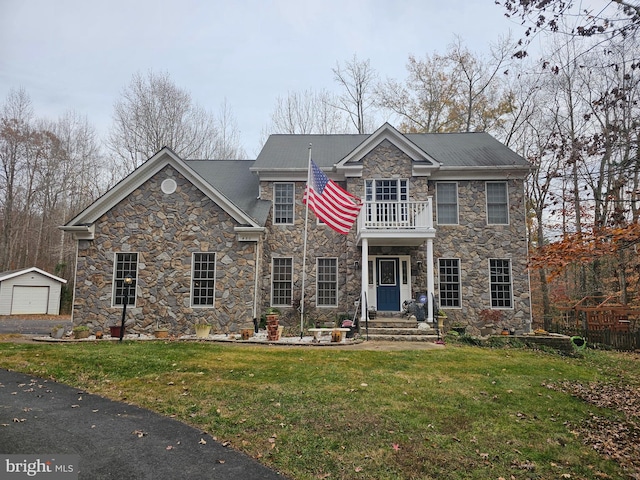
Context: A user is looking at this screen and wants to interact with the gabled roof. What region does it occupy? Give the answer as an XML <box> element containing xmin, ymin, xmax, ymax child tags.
<box><xmin>63</xmin><ymin>148</ymin><xmax>265</xmax><ymax>228</ymax></box>
<box><xmin>186</xmin><ymin>159</ymin><xmax>271</xmax><ymax>226</ymax></box>
<box><xmin>251</xmin><ymin>124</ymin><xmax>530</xmax><ymax>179</ymax></box>
<box><xmin>0</xmin><ymin>267</ymin><xmax>67</xmax><ymax>284</ymax></box>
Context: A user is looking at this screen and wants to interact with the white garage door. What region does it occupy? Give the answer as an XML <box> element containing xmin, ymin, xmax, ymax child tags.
<box><xmin>11</xmin><ymin>286</ymin><xmax>50</xmax><ymax>314</ymax></box>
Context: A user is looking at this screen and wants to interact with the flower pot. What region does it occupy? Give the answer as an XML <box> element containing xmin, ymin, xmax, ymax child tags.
<box><xmin>95</xmin><ymin>330</ymin><xmax>104</xmax><ymax>339</ymax></box>
<box><xmin>73</xmin><ymin>330</ymin><xmax>90</xmax><ymax>339</ymax></box>
<box><xmin>154</xmin><ymin>329</ymin><xmax>169</xmax><ymax>338</ymax></box>
<box><xmin>109</xmin><ymin>326</ymin><xmax>124</xmax><ymax>338</ymax></box>
<box><xmin>241</xmin><ymin>328</ymin><xmax>252</xmax><ymax>340</ymax></box>
<box><xmin>50</xmin><ymin>327</ymin><xmax>65</xmax><ymax>339</ymax></box>
<box><xmin>195</xmin><ymin>325</ymin><xmax>211</xmax><ymax>338</ymax></box>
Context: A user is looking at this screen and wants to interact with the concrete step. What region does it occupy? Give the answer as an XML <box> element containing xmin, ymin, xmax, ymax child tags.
<box><xmin>364</xmin><ymin>333</ymin><xmax>441</xmax><ymax>342</ymax></box>
<box><xmin>366</xmin><ymin>327</ymin><xmax>437</xmax><ymax>335</ymax></box>
<box><xmin>366</xmin><ymin>317</ymin><xmax>420</xmax><ymax>329</ymax></box>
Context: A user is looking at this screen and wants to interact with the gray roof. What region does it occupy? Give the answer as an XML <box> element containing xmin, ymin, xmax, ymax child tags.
<box><xmin>253</xmin><ymin>131</ymin><xmax>529</xmax><ymax>170</ymax></box>
<box><xmin>186</xmin><ymin>159</ymin><xmax>271</xmax><ymax>226</ymax></box>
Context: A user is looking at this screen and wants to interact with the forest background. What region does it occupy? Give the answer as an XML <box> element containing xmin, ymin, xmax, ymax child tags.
<box><xmin>2</xmin><ymin>1</ymin><xmax>639</xmax><ymax>326</ymax></box>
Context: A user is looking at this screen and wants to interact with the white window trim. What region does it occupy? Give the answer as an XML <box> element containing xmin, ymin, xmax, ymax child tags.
<box><xmin>436</xmin><ymin>182</ymin><xmax>459</xmax><ymax>225</ymax></box>
<box><xmin>111</xmin><ymin>252</ymin><xmax>138</xmax><ymax>308</ymax></box>
<box><xmin>485</xmin><ymin>181</ymin><xmax>510</xmax><ymax>225</ymax></box>
<box><xmin>273</xmin><ymin>183</ymin><xmax>295</xmax><ymax>225</ymax></box>
<box><xmin>488</xmin><ymin>258</ymin><xmax>514</xmax><ymax>309</ymax></box>
<box><xmin>316</xmin><ymin>257</ymin><xmax>339</xmax><ymax>308</ymax></box>
<box><xmin>438</xmin><ymin>257</ymin><xmax>462</xmax><ymax>309</ymax></box>
<box><xmin>190</xmin><ymin>252</ymin><xmax>217</xmax><ymax>309</ymax></box>
<box><xmin>271</xmin><ymin>257</ymin><xmax>293</xmax><ymax>307</ymax></box>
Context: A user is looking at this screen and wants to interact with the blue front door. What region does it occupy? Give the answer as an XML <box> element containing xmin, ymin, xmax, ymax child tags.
<box><xmin>376</xmin><ymin>258</ymin><xmax>400</xmax><ymax>311</ymax></box>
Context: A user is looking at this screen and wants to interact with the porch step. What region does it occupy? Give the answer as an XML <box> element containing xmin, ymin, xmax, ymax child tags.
<box><xmin>364</xmin><ymin>333</ymin><xmax>441</xmax><ymax>342</ymax></box>
<box><xmin>366</xmin><ymin>317</ymin><xmax>420</xmax><ymax>329</ymax></box>
<box><xmin>361</xmin><ymin>316</ymin><xmax>440</xmax><ymax>342</ymax></box>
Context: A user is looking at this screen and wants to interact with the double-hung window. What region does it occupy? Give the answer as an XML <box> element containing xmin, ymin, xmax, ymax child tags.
<box><xmin>486</xmin><ymin>182</ymin><xmax>508</xmax><ymax>224</ymax></box>
<box><xmin>436</xmin><ymin>182</ymin><xmax>458</xmax><ymax>225</ymax></box>
<box><xmin>272</xmin><ymin>257</ymin><xmax>293</xmax><ymax>306</ymax></box>
<box><xmin>316</xmin><ymin>258</ymin><xmax>338</xmax><ymax>307</ymax></box>
<box><xmin>274</xmin><ymin>183</ymin><xmax>294</xmax><ymax>224</ymax></box>
<box><xmin>489</xmin><ymin>259</ymin><xmax>512</xmax><ymax>308</ymax></box>
<box><xmin>113</xmin><ymin>252</ymin><xmax>138</xmax><ymax>306</ymax></box>
<box><xmin>192</xmin><ymin>253</ymin><xmax>216</xmax><ymax>307</ymax></box>
<box><xmin>438</xmin><ymin>259</ymin><xmax>461</xmax><ymax>307</ymax></box>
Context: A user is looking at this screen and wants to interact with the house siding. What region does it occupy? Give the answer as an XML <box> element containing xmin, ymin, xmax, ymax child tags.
<box><xmin>432</xmin><ymin>178</ymin><xmax>531</xmax><ymax>333</ymax></box>
<box><xmin>73</xmin><ymin>166</ymin><xmax>257</xmax><ymax>334</ymax></box>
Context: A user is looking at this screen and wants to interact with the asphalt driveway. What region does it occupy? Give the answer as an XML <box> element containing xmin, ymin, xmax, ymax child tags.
<box><xmin>0</xmin><ymin>369</ymin><xmax>288</xmax><ymax>479</ymax></box>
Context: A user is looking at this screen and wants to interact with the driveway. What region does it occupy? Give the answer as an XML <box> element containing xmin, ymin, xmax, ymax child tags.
<box><xmin>0</xmin><ymin>316</ymin><xmax>72</xmax><ymax>335</ymax></box>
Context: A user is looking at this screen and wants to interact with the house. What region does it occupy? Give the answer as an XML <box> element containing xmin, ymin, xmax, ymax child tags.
<box><xmin>61</xmin><ymin>123</ymin><xmax>532</xmax><ymax>336</ymax></box>
<box><xmin>0</xmin><ymin>267</ymin><xmax>67</xmax><ymax>315</ymax></box>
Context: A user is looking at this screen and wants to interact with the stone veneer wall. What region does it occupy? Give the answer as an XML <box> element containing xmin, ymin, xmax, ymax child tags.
<box><xmin>430</xmin><ymin>178</ymin><xmax>531</xmax><ymax>334</ymax></box>
<box><xmin>260</xmin><ymin>139</ymin><xmax>531</xmax><ymax>333</ymax></box>
<box><xmin>73</xmin><ymin>166</ymin><xmax>257</xmax><ymax>335</ymax></box>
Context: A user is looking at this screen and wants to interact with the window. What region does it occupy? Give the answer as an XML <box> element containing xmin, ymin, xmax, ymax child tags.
<box><xmin>486</xmin><ymin>182</ymin><xmax>508</xmax><ymax>224</ymax></box>
<box><xmin>274</xmin><ymin>183</ymin><xmax>294</xmax><ymax>224</ymax></box>
<box><xmin>192</xmin><ymin>253</ymin><xmax>216</xmax><ymax>307</ymax></box>
<box><xmin>436</xmin><ymin>182</ymin><xmax>458</xmax><ymax>225</ymax></box>
<box><xmin>365</xmin><ymin>179</ymin><xmax>408</xmax><ymax>223</ymax></box>
<box><xmin>113</xmin><ymin>252</ymin><xmax>138</xmax><ymax>306</ymax></box>
<box><xmin>272</xmin><ymin>257</ymin><xmax>293</xmax><ymax>306</ymax></box>
<box><xmin>316</xmin><ymin>258</ymin><xmax>338</xmax><ymax>307</ymax></box>
<box><xmin>489</xmin><ymin>259</ymin><xmax>512</xmax><ymax>308</ymax></box>
<box><xmin>439</xmin><ymin>259</ymin><xmax>461</xmax><ymax>307</ymax></box>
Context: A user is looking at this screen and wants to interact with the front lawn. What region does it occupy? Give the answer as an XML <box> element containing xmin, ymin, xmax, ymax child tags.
<box><xmin>0</xmin><ymin>340</ymin><xmax>637</xmax><ymax>479</ymax></box>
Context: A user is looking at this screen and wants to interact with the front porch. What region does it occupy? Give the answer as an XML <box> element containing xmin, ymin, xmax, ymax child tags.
<box><xmin>355</xmin><ymin>199</ymin><xmax>437</xmax><ymax>326</ymax></box>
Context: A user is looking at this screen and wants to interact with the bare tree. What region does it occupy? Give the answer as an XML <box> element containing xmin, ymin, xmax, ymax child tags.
<box><xmin>332</xmin><ymin>55</ymin><xmax>378</xmax><ymax>134</ymax></box>
<box><xmin>0</xmin><ymin>87</ymin><xmax>34</xmax><ymax>270</ymax></box>
<box><xmin>265</xmin><ymin>89</ymin><xmax>349</xmax><ymax>135</ymax></box>
<box><xmin>107</xmin><ymin>71</ymin><xmax>243</xmax><ymax>173</ymax></box>
<box><xmin>375</xmin><ymin>38</ymin><xmax>514</xmax><ymax>134</ymax></box>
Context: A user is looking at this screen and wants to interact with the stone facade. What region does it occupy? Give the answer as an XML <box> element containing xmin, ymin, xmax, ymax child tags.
<box><xmin>74</xmin><ymin>166</ymin><xmax>257</xmax><ymax>335</ymax></box>
<box><xmin>260</xmin><ymin>141</ymin><xmax>531</xmax><ymax>333</ymax></box>
<box><xmin>69</xmin><ymin>134</ymin><xmax>531</xmax><ymax>336</ymax></box>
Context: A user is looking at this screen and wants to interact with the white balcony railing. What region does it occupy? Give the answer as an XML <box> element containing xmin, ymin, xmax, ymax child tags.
<box><xmin>358</xmin><ymin>199</ymin><xmax>433</xmax><ymax>231</ymax></box>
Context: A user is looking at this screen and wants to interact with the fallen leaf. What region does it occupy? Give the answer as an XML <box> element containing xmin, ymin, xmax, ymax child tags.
<box><xmin>199</xmin><ymin>438</ymin><xmax>207</xmax><ymax>445</ymax></box>
<box><xmin>71</xmin><ymin>405</ymin><xmax>80</xmax><ymax>408</ymax></box>
<box><xmin>132</xmin><ymin>430</ymin><xmax>147</xmax><ymax>438</ymax></box>
<box><xmin>392</xmin><ymin>443</ymin><xmax>400</xmax><ymax>451</ymax></box>
<box><xmin>217</xmin><ymin>459</ymin><xmax>225</xmax><ymax>464</ymax></box>
<box><xmin>166</xmin><ymin>445</ymin><xmax>173</xmax><ymax>450</ymax></box>
<box><xmin>355</xmin><ymin>466</ymin><xmax>363</xmax><ymax>472</ymax></box>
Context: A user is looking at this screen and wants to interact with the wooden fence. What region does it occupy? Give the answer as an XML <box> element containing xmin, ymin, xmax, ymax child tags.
<box><xmin>549</xmin><ymin>323</ymin><xmax>640</xmax><ymax>351</ymax></box>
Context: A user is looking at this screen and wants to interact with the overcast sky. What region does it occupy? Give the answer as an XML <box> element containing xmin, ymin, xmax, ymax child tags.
<box><xmin>1</xmin><ymin>0</ymin><xmax>526</xmax><ymax>156</ymax></box>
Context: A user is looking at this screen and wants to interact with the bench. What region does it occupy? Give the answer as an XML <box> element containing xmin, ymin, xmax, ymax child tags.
<box><xmin>308</xmin><ymin>328</ymin><xmax>351</xmax><ymax>342</ymax></box>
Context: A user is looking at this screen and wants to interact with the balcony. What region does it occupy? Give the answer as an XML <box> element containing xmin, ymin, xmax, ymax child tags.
<box><xmin>356</xmin><ymin>199</ymin><xmax>435</xmax><ymax>246</ymax></box>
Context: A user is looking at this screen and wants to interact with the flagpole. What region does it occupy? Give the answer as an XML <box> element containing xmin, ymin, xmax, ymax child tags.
<box><xmin>300</xmin><ymin>144</ymin><xmax>312</xmax><ymax>339</ymax></box>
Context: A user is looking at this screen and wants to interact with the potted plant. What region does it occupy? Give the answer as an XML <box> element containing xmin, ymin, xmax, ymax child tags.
<box><xmin>194</xmin><ymin>321</ymin><xmax>211</xmax><ymax>338</ymax></box>
<box><xmin>265</xmin><ymin>307</ymin><xmax>280</xmax><ymax>341</ymax></box>
<box><xmin>72</xmin><ymin>325</ymin><xmax>90</xmax><ymax>339</ymax></box>
<box><xmin>154</xmin><ymin>323</ymin><xmax>169</xmax><ymax>339</ymax></box>
<box><xmin>450</xmin><ymin>322</ymin><xmax>466</xmax><ymax>335</ymax></box>
<box><xmin>50</xmin><ymin>325</ymin><xmax>66</xmax><ymax>339</ymax></box>
<box><xmin>368</xmin><ymin>307</ymin><xmax>377</xmax><ymax>319</ymax></box>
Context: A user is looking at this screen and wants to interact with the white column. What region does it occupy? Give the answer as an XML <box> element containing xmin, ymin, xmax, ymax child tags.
<box><xmin>361</xmin><ymin>238</ymin><xmax>369</xmax><ymax>325</ymax></box>
<box><xmin>426</xmin><ymin>237</ymin><xmax>435</xmax><ymax>323</ymax></box>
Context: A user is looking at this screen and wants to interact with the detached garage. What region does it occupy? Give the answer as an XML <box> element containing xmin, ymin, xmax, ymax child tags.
<box><xmin>0</xmin><ymin>267</ymin><xmax>67</xmax><ymax>315</ymax></box>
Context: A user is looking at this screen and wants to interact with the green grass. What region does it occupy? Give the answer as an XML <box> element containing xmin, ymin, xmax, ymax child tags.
<box><xmin>0</xmin><ymin>340</ymin><xmax>637</xmax><ymax>479</ymax></box>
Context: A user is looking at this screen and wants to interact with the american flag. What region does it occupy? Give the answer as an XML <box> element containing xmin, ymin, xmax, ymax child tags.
<box><xmin>303</xmin><ymin>159</ymin><xmax>362</xmax><ymax>235</ymax></box>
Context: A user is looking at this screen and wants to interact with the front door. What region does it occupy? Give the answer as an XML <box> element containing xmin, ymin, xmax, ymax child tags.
<box><xmin>376</xmin><ymin>258</ymin><xmax>400</xmax><ymax>311</ymax></box>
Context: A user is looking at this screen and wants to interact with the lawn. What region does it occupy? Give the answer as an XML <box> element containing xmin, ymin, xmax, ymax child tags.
<box><xmin>0</xmin><ymin>338</ymin><xmax>638</xmax><ymax>479</ymax></box>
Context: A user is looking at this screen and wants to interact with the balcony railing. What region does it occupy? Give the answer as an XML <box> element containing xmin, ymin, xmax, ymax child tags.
<box><xmin>358</xmin><ymin>199</ymin><xmax>433</xmax><ymax>231</ymax></box>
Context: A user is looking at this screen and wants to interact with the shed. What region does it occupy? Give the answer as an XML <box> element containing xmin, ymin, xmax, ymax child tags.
<box><xmin>0</xmin><ymin>267</ymin><xmax>67</xmax><ymax>315</ymax></box>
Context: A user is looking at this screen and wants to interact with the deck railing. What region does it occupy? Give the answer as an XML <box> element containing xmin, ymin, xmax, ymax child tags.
<box><xmin>358</xmin><ymin>200</ymin><xmax>433</xmax><ymax>231</ymax></box>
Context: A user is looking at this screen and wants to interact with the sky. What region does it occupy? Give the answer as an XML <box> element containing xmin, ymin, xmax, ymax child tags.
<box><xmin>0</xmin><ymin>0</ymin><xmax>527</xmax><ymax>156</ymax></box>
